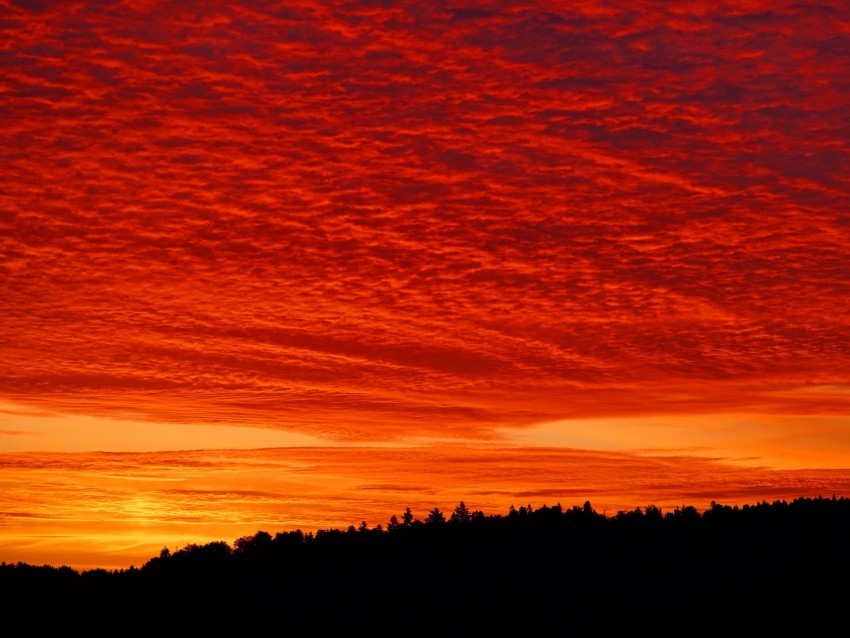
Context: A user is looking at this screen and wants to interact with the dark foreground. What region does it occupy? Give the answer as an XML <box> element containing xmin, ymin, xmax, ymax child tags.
<box><xmin>3</xmin><ymin>497</ymin><xmax>849</xmax><ymax>635</ymax></box>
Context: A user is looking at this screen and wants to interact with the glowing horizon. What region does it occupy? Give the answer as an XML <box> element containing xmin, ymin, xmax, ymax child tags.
<box><xmin>4</xmin><ymin>400</ymin><xmax>850</xmax><ymax>471</ymax></box>
<box><xmin>2</xmin><ymin>0</ymin><xmax>849</xmax><ymax>569</ymax></box>
<box><xmin>5</xmin><ymin>443</ymin><xmax>850</xmax><ymax>572</ymax></box>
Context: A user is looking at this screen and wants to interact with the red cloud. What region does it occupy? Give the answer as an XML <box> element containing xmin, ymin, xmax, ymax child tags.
<box><xmin>1</xmin><ymin>0</ymin><xmax>848</xmax><ymax>440</ymax></box>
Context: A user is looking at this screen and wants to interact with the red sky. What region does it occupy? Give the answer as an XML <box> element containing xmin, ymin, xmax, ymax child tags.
<box><xmin>2</xmin><ymin>0</ymin><xmax>850</xmax><ymax>569</ymax></box>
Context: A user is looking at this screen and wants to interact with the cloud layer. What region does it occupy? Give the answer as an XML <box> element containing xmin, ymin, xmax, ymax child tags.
<box><xmin>2</xmin><ymin>1</ymin><xmax>849</xmax><ymax>440</ymax></box>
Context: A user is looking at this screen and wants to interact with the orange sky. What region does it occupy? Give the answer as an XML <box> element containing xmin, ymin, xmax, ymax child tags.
<box><xmin>2</xmin><ymin>0</ymin><xmax>850</xmax><ymax>570</ymax></box>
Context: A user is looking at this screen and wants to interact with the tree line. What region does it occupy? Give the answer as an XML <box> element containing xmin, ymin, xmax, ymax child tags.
<box><xmin>3</xmin><ymin>496</ymin><xmax>850</xmax><ymax>635</ymax></box>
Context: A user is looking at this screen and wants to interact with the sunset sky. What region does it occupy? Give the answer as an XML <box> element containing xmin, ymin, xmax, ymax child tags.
<box><xmin>2</xmin><ymin>0</ymin><xmax>850</xmax><ymax>570</ymax></box>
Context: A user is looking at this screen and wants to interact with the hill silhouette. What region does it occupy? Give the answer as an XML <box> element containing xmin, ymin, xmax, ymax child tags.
<box><xmin>3</xmin><ymin>496</ymin><xmax>849</xmax><ymax>635</ymax></box>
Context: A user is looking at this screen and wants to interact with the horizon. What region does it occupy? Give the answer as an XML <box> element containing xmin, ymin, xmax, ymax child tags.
<box><xmin>6</xmin><ymin>492</ymin><xmax>848</xmax><ymax>573</ymax></box>
<box><xmin>0</xmin><ymin>494</ymin><xmax>850</xmax><ymax>574</ymax></box>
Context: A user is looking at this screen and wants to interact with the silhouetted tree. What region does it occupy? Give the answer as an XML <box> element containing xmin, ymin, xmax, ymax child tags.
<box><xmin>233</xmin><ymin>530</ymin><xmax>272</xmax><ymax>554</ymax></box>
<box><xmin>402</xmin><ymin>507</ymin><xmax>414</xmax><ymax>527</ymax></box>
<box><xmin>5</xmin><ymin>496</ymin><xmax>850</xmax><ymax>634</ymax></box>
<box><xmin>450</xmin><ymin>501</ymin><xmax>471</xmax><ymax>524</ymax></box>
<box><xmin>273</xmin><ymin>529</ymin><xmax>305</xmax><ymax>546</ymax></box>
<box><xmin>426</xmin><ymin>507</ymin><xmax>445</xmax><ymax>525</ymax></box>
<box><xmin>645</xmin><ymin>505</ymin><xmax>662</xmax><ymax>522</ymax></box>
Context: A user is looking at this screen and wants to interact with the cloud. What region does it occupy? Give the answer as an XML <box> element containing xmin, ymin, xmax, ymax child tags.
<box><xmin>0</xmin><ymin>0</ymin><xmax>848</xmax><ymax>444</ymax></box>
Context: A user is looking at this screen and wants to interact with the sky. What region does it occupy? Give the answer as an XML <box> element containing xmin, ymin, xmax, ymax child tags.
<box><xmin>1</xmin><ymin>0</ymin><xmax>849</xmax><ymax>570</ymax></box>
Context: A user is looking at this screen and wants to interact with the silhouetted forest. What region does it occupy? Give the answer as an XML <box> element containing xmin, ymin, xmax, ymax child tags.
<box><xmin>4</xmin><ymin>496</ymin><xmax>850</xmax><ymax>635</ymax></box>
